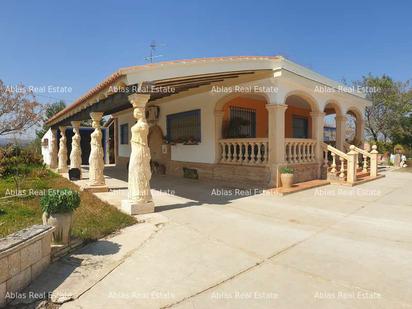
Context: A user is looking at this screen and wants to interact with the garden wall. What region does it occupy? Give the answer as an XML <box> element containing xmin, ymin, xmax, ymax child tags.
<box><xmin>0</xmin><ymin>225</ymin><xmax>54</xmax><ymax>307</ymax></box>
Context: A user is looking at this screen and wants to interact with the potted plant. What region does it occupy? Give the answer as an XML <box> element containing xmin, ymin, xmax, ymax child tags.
<box><xmin>40</xmin><ymin>188</ymin><xmax>80</xmax><ymax>245</ymax></box>
<box><xmin>280</xmin><ymin>166</ymin><xmax>294</xmax><ymax>188</ymax></box>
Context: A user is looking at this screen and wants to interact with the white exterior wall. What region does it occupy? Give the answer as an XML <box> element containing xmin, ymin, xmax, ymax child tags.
<box><xmin>41</xmin><ymin>128</ymin><xmax>53</xmax><ymax>165</ymax></box>
<box><xmin>158</xmin><ymin>91</ymin><xmax>218</xmax><ymax>164</ymax></box>
<box><xmin>115</xmin><ymin>91</ymin><xmax>221</xmax><ymax>163</ymax></box>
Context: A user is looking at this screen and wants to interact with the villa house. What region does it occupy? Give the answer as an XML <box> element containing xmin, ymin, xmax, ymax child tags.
<box><xmin>43</xmin><ymin>56</ymin><xmax>380</xmax><ymax>215</ymax></box>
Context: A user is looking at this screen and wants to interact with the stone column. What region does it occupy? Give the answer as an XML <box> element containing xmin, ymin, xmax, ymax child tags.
<box><xmin>57</xmin><ymin>126</ymin><xmax>68</xmax><ymax>173</ymax></box>
<box><xmin>84</xmin><ymin>112</ymin><xmax>108</xmax><ymax>192</ymax></box>
<box><xmin>356</xmin><ymin>118</ymin><xmax>365</xmax><ymax>147</ymax></box>
<box><xmin>335</xmin><ymin>115</ymin><xmax>347</xmax><ymax>151</ymax></box>
<box><xmin>70</xmin><ymin>121</ymin><xmax>82</xmax><ymax>174</ymax></box>
<box><xmin>266</xmin><ymin>104</ymin><xmax>288</xmax><ymax>187</ymax></box>
<box><xmin>214</xmin><ymin>110</ymin><xmax>225</xmax><ymax>163</ymax></box>
<box><xmin>121</xmin><ymin>94</ymin><xmax>154</xmax><ymax>215</ymax></box>
<box><xmin>310</xmin><ymin>111</ymin><xmax>326</xmax><ymax>167</ymax></box>
<box><xmin>49</xmin><ymin>128</ymin><xmax>58</xmax><ymax>169</ymax></box>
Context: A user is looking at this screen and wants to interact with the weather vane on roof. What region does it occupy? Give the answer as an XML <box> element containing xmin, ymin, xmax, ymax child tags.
<box><xmin>144</xmin><ymin>41</ymin><xmax>165</xmax><ymax>63</ymax></box>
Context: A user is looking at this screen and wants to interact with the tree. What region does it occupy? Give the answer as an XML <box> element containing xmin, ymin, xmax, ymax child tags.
<box><xmin>356</xmin><ymin>75</ymin><xmax>412</xmax><ymax>143</ymax></box>
<box><xmin>35</xmin><ymin>100</ymin><xmax>66</xmax><ymax>139</ymax></box>
<box><xmin>0</xmin><ymin>79</ymin><xmax>43</xmax><ymax>136</ymax></box>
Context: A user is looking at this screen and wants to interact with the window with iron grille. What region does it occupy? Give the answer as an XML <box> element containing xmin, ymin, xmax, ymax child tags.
<box><xmin>292</xmin><ymin>116</ymin><xmax>308</xmax><ymax>138</ymax></box>
<box><xmin>227</xmin><ymin>106</ymin><xmax>256</xmax><ymax>138</ymax></box>
<box><xmin>166</xmin><ymin>109</ymin><xmax>201</xmax><ymax>143</ymax></box>
<box><xmin>120</xmin><ymin>123</ymin><xmax>129</xmax><ymax>144</ymax></box>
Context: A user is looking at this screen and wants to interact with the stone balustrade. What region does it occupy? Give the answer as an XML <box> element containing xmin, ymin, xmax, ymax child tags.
<box><xmin>348</xmin><ymin>144</ymin><xmax>379</xmax><ymax>178</ymax></box>
<box><xmin>219</xmin><ymin>138</ymin><xmax>269</xmax><ymax>165</ymax></box>
<box><xmin>322</xmin><ymin>142</ymin><xmax>357</xmax><ymax>184</ymax></box>
<box><xmin>285</xmin><ymin>138</ymin><xmax>317</xmax><ymax>164</ymax></box>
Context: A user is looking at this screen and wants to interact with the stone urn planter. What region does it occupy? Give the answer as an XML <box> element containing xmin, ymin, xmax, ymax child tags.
<box><xmin>42</xmin><ymin>212</ymin><xmax>73</xmax><ymax>245</ymax></box>
<box><xmin>40</xmin><ymin>189</ymin><xmax>80</xmax><ymax>245</ymax></box>
<box><xmin>280</xmin><ymin>167</ymin><xmax>294</xmax><ymax>188</ymax></box>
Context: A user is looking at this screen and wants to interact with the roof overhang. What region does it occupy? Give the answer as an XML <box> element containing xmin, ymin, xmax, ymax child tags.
<box><xmin>47</xmin><ymin>56</ymin><xmax>371</xmax><ymax>126</ymax></box>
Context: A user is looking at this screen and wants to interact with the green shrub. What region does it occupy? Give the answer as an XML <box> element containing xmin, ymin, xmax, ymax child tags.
<box><xmin>40</xmin><ymin>189</ymin><xmax>80</xmax><ymax>214</ymax></box>
<box><xmin>0</xmin><ymin>145</ymin><xmax>44</xmax><ymax>179</ymax></box>
<box><xmin>280</xmin><ymin>166</ymin><xmax>294</xmax><ymax>174</ymax></box>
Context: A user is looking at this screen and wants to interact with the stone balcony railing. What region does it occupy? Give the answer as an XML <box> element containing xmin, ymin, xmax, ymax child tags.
<box><xmin>219</xmin><ymin>138</ymin><xmax>269</xmax><ymax>166</ymax></box>
<box><xmin>285</xmin><ymin>138</ymin><xmax>317</xmax><ymax>164</ymax></box>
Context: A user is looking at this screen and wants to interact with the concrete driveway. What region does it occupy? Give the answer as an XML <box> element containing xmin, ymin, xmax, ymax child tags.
<box><xmin>26</xmin><ymin>169</ymin><xmax>412</xmax><ymax>308</ymax></box>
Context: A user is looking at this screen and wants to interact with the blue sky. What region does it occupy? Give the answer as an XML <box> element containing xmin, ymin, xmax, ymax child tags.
<box><xmin>1</xmin><ymin>0</ymin><xmax>411</xmax><ymax>105</ymax></box>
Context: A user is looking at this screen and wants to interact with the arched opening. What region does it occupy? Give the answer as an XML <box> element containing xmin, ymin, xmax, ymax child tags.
<box><xmin>221</xmin><ymin>94</ymin><xmax>268</xmax><ymax>139</ymax></box>
<box><xmin>323</xmin><ymin>101</ymin><xmax>342</xmax><ymax>147</ymax></box>
<box><xmin>346</xmin><ymin>108</ymin><xmax>362</xmax><ymax>146</ymax></box>
<box><xmin>216</xmin><ymin>94</ymin><xmax>269</xmax><ymax>165</ymax></box>
<box><xmin>284</xmin><ymin>94</ymin><xmax>316</xmax><ymax>139</ymax></box>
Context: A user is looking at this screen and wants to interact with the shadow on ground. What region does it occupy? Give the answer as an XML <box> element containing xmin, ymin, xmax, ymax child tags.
<box><xmin>99</xmin><ymin>165</ymin><xmax>267</xmax><ymax>208</ymax></box>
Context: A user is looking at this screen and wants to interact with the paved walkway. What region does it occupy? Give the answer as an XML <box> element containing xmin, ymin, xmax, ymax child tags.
<box><xmin>20</xmin><ymin>168</ymin><xmax>412</xmax><ymax>308</ymax></box>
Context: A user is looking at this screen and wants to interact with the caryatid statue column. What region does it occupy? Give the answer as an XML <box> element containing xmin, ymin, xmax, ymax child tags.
<box><xmin>70</xmin><ymin>121</ymin><xmax>82</xmax><ymax>176</ymax></box>
<box><xmin>57</xmin><ymin>126</ymin><xmax>68</xmax><ymax>173</ymax></box>
<box><xmin>84</xmin><ymin>112</ymin><xmax>108</xmax><ymax>192</ymax></box>
<box><xmin>49</xmin><ymin>128</ymin><xmax>58</xmax><ymax>169</ymax></box>
<box><xmin>121</xmin><ymin>94</ymin><xmax>154</xmax><ymax>215</ymax></box>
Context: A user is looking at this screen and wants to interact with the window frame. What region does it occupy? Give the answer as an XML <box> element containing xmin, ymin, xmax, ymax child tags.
<box><xmin>292</xmin><ymin>115</ymin><xmax>309</xmax><ymax>139</ymax></box>
<box><xmin>227</xmin><ymin>106</ymin><xmax>257</xmax><ymax>138</ymax></box>
<box><xmin>120</xmin><ymin>123</ymin><xmax>129</xmax><ymax>145</ymax></box>
<box><xmin>166</xmin><ymin>109</ymin><xmax>201</xmax><ymax>144</ymax></box>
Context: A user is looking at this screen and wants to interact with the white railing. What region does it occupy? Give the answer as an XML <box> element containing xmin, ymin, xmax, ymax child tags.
<box><xmin>219</xmin><ymin>138</ymin><xmax>269</xmax><ymax>165</ymax></box>
<box><xmin>285</xmin><ymin>138</ymin><xmax>317</xmax><ymax>164</ymax></box>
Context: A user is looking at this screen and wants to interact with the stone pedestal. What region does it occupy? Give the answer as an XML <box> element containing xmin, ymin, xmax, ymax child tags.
<box><xmin>121</xmin><ymin>94</ymin><xmax>154</xmax><ymax>215</ymax></box>
<box><xmin>57</xmin><ymin>126</ymin><xmax>68</xmax><ymax>173</ymax></box>
<box><xmin>121</xmin><ymin>200</ymin><xmax>155</xmax><ymax>215</ymax></box>
<box><xmin>83</xmin><ymin>112</ymin><xmax>108</xmax><ymax>192</ymax></box>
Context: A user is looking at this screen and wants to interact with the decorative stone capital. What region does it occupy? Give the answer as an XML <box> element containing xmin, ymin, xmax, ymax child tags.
<box><xmin>266</xmin><ymin>104</ymin><xmax>288</xmax><ymax>112</ymax></box>
<box><xmin>71</xmin><ymin>121</ymin><xmax>81</xmax><ymax>128</ymax></box>
<box><xmin>58</xmin><ymin>126</ymin><xmax>67</xmax><ymax>133</ymax></box>
<box><xmin>128</xmin><ymin>94</ymin><xmax>151</xmax><ymax>108</ymax></box>
<box><xmin>335</xmin><ymin>115</ymin><xmax>347</xmax><ymax>123</ymax></box>
<box><xmin>309</xmin><ymin>111</ymin><xmax>326</xmax><ymax>118</ymax></box>
<box><xmin>90</xmin><ymin>112</ymin><xmax>103</xmax><ymax>127</ymax></box>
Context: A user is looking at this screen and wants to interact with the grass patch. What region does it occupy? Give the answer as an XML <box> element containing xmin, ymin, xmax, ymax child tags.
<box><xmin>0</xmin><ymin>167</ymin><xmax>135</xmax><ymax>240</ymax></box>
